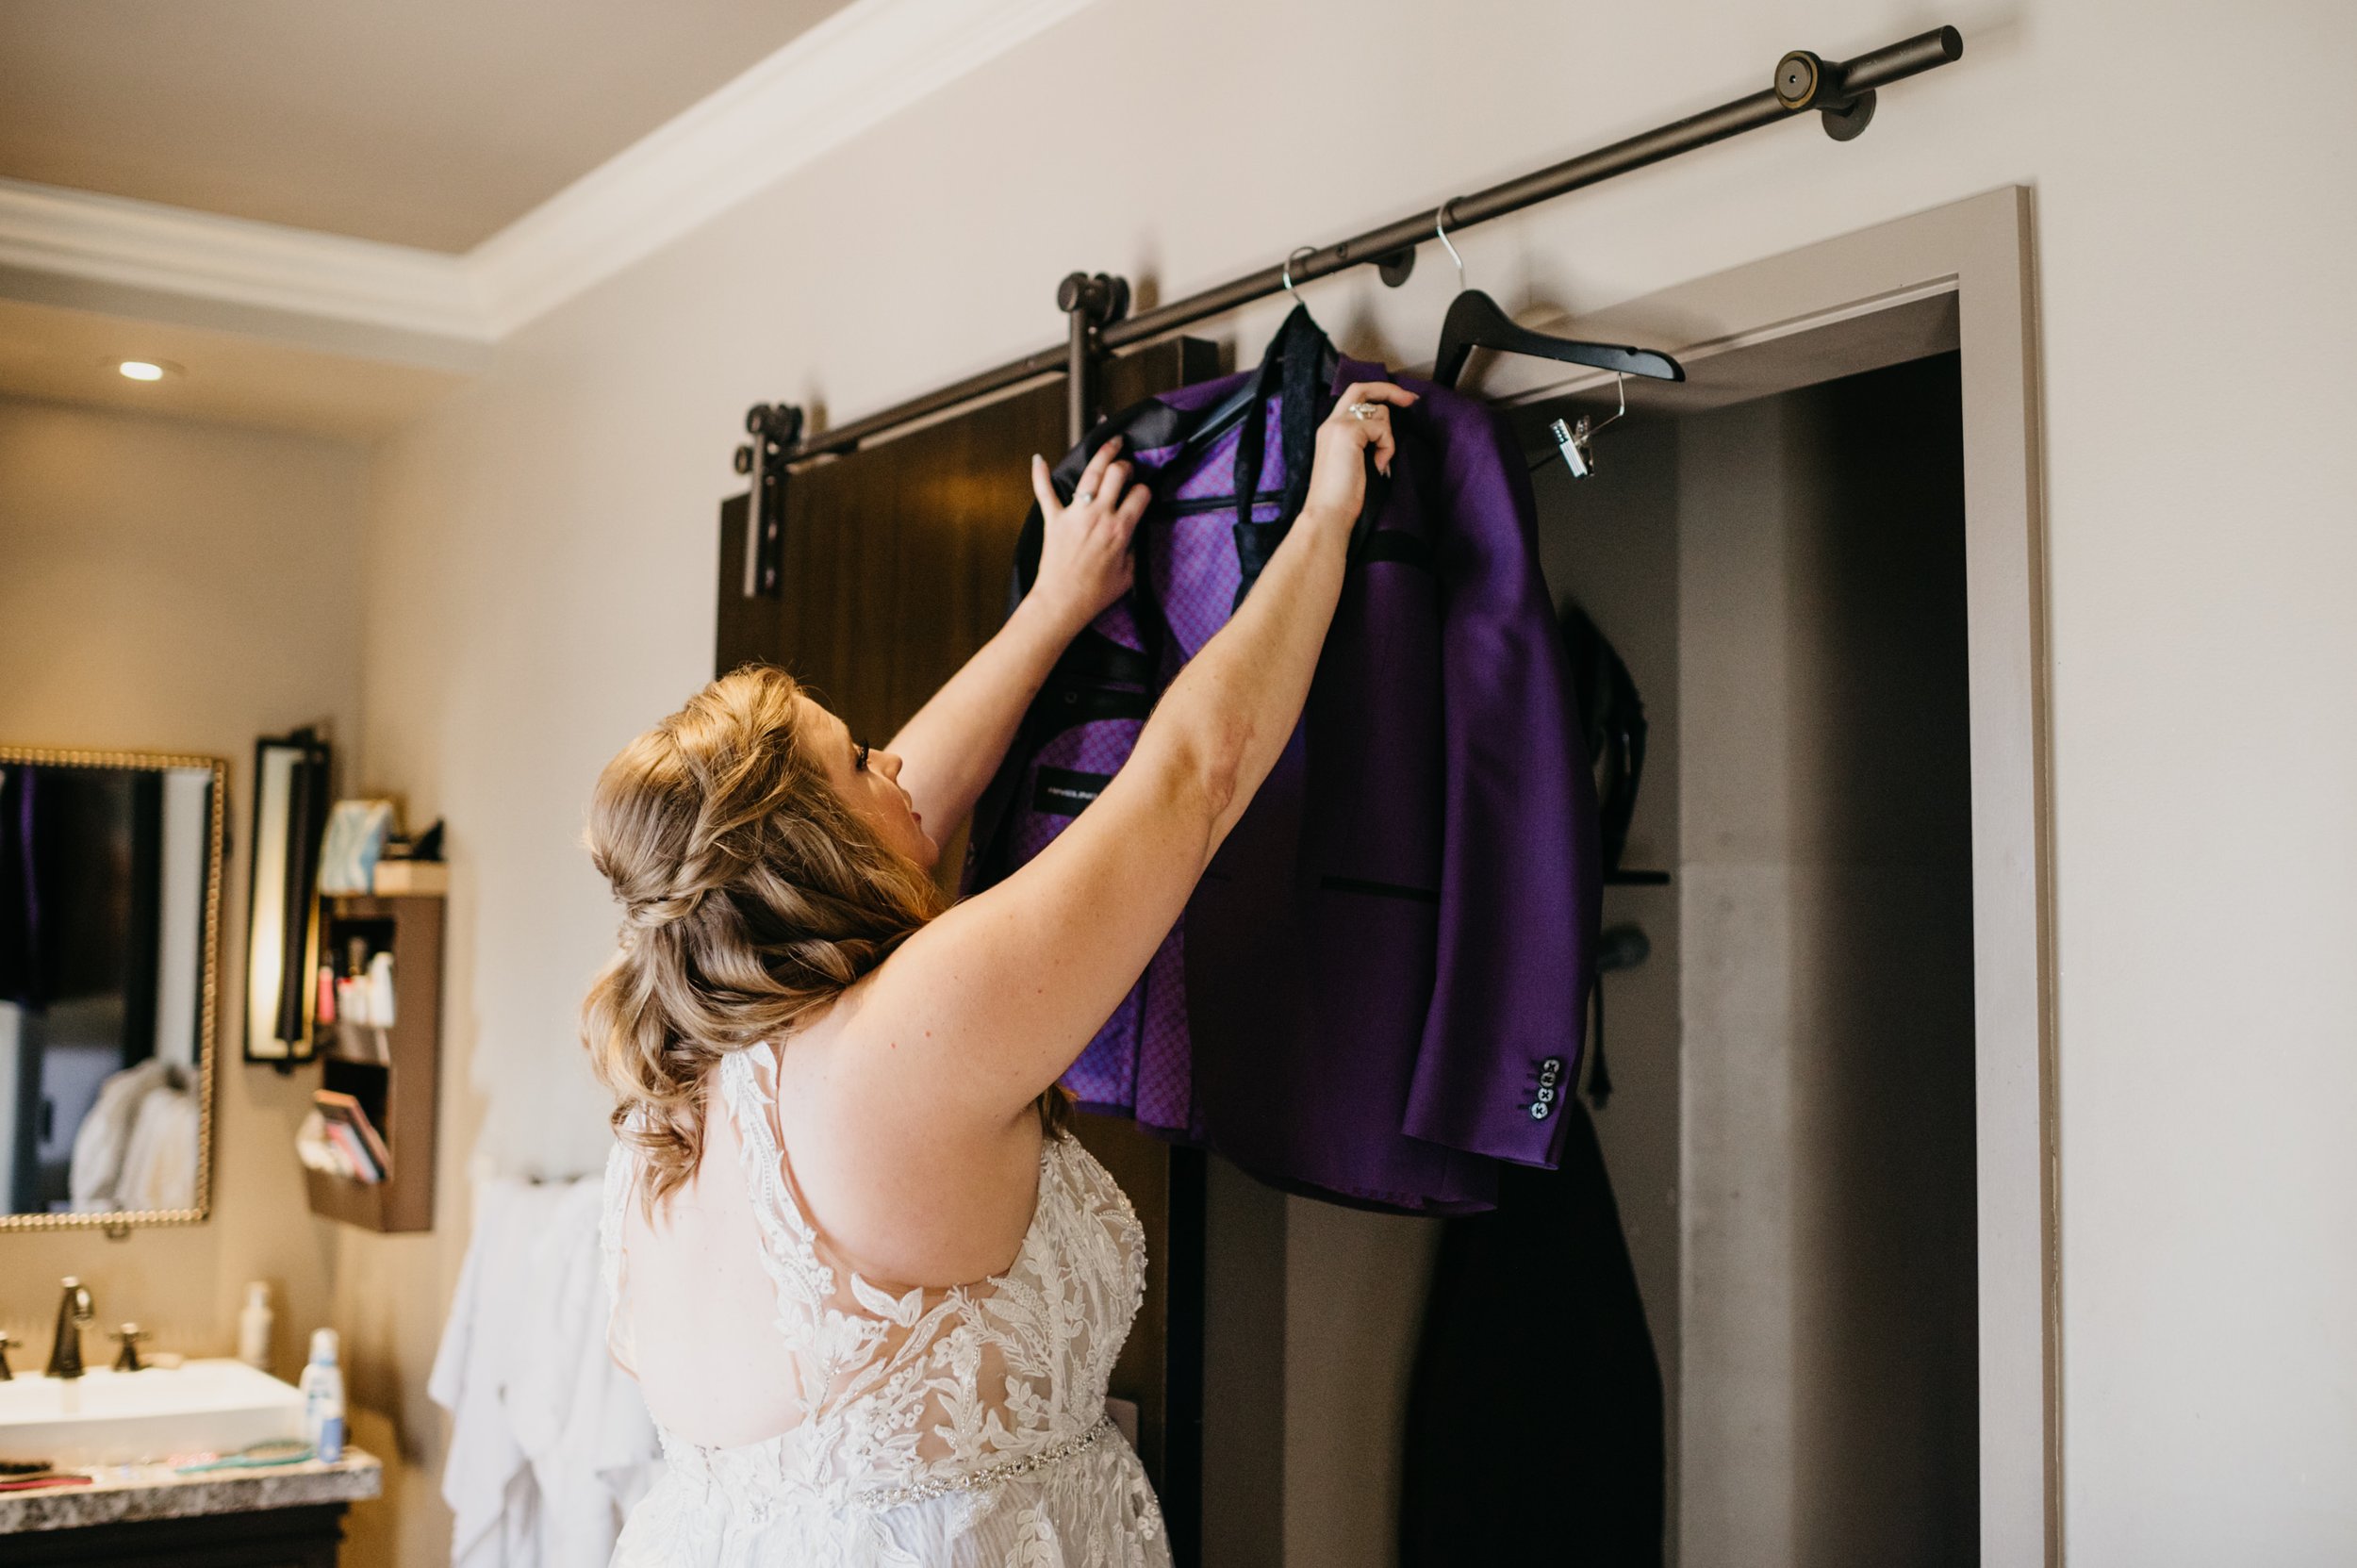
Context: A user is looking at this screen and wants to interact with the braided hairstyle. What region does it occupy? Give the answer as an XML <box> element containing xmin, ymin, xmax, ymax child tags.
<box><xmin>583</xmin><ymin>665</ymin><xmax>981</xmax><ymax>1215</ymax></box>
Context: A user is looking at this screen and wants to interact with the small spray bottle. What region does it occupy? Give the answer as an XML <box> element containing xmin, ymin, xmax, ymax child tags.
<box><xmin>299</xmin><ymin>1329</ymin><xmax>345</xmax><ymax>1463</ymax></box>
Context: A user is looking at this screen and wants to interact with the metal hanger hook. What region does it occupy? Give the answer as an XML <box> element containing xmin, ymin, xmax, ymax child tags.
<box><xmin>1434</xmin><ymin>201</ymin><xmax>1466</xmax><ymax>289</ymax></box>
<box><xmin>1590</xmin><ymin>371</ymin><xmax>1629</xmax><ymax>434</ymax></box>
<box><xmin>1281</xmin><ymin>245</ymin><xmax>1317</xmax><ymax>298</ymax></box>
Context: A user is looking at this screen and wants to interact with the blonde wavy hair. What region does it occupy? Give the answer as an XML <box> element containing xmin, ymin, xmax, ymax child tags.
<box><xmin>583</xmin><ymin>665</ymin><xmax>1061</xmax><ymax>1214</ymax></box>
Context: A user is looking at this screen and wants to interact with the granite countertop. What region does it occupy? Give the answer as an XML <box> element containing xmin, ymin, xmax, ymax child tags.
<box><xmin>0</xmin><ymin>1448</ymin><xmax>381</xmax><ymax>1534</ymax></box>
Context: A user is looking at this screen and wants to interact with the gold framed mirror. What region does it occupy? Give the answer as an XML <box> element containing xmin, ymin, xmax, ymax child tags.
<box><xmin>0</xmin><ymin>746</ymin><xmax>224</xmax><ymax>1232</ymax></box>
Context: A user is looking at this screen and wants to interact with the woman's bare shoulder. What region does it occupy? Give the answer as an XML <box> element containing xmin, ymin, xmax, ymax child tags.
<box><xmin>768</xmin><ymin>1012</ymin><xmax>1048</xmax><ymax>1289</ymax></box>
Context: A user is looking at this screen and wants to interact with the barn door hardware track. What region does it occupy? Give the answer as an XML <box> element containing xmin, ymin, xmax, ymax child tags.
<box><xmin>733</xmin><ymin>25</ymin><xmax>1961</xmax><ymax>594</ymax></box>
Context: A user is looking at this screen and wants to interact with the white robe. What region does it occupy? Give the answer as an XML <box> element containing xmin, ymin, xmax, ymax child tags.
<box><xmin>430</xmin><ymin>1172</ymin><xmax>663</xmax><ymax>1568</ymax></box>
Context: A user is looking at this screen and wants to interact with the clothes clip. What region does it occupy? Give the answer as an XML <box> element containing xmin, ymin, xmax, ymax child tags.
<box><xmin>1548</xmin><ymin>372</ymin><xmax>1630</xmax><ymax>480</ymax></box>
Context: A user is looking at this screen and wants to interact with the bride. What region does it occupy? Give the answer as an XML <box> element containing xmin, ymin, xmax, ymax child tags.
<box><xmin>584</xmin><ymin>382</ymin><xmax>1412</xmax><ymax>1564</ymax></box>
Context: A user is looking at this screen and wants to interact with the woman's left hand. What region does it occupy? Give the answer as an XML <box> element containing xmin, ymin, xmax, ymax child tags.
<box><xmin>1301</xmin><ymin>381</ymin><xmax>1418</xmax><ymax>528</ymax></box>
<box><xmin>1029</xmin><ymin>437</ymin><xmax>1150</xmax><ymax>634</ymax></box>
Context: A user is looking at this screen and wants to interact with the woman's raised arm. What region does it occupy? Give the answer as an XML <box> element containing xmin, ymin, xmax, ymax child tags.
<box><xmin>884</xmin><ymin>439</ymin><xmax>1150</xmax><ymax>838</ymax></box>
<box><xmin>852</xmin><ymin>383</ymin><xmax>1418</xmax><ymax>1129</ymax></box>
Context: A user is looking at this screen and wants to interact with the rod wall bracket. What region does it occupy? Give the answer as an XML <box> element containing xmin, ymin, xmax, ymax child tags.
<box><xmin>1774</xmin><ymin>48</ymin><xmax>1878</xmax><ymax>140</ymax></box>
<box><xmin>734</xmin><ymin>402</ymin><xmax>803</xmax><ymax>598</ymax></box>
<box><xmin>1058</xmin><ymin>272</ymin><xmax>1129</xmax><ymax>444</ymax></box>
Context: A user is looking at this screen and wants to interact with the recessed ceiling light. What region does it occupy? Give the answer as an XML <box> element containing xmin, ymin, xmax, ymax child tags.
<box><xmin>110</xmin><ymin>358</ymin><xmax>184</xmax><ymax>382</ymax></box>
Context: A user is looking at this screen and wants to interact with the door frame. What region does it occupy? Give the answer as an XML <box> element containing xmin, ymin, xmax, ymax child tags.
<box><xmin>1472</xmin><ymin>185</ymin><xmax>2057</xmax><ymax>1565</ymax></box>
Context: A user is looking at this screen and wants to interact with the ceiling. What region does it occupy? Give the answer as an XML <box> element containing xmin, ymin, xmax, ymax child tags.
<box><xmin>0</xmin><ymin>297</ymin><xmax>473</xmax><ymax>440</ymax></box>
<box><xmin>0</xmin><ymin>0</ymin><xmax>857</xmax><ymax>252</ymax></box>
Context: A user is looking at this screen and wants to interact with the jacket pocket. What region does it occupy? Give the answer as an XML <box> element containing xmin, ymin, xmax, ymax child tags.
<box><xmin>1319</xmin><ymin>874</ymin><xmax>1441</xmax><ymax>904</ymax></box>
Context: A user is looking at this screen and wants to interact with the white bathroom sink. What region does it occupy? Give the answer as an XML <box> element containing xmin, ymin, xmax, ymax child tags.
<box><xmin>0</xmin><ymin>1358</ymin><xmax>305</xmax><ymax>1467</ymax></box>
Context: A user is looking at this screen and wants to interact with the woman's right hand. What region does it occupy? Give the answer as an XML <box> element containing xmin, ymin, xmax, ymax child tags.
<box><xmin>1029</xmin><ymin>438</ymin><xmax>1150</xmax><ymax>635</ymax></box>
<box><xmin>1301</xmin><ymin>381</ymin><xmax>1420</xmax><ymax>528</ymax></box>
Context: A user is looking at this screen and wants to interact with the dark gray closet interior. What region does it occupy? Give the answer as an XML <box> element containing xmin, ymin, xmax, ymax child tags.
<box><xmin>1516</xmin><ymin>348</ymin><xmax>1981</xmax><ymax>1566</ymax></box>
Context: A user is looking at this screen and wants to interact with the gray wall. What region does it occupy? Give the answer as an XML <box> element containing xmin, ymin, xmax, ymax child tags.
<box><xmin>1672</xmin><ymin>355</ymin><xmax>1979</xmax><ymax>1566</ymax></box>
<box><xmin>1530</xmin><ymin>410</ymin><xmax>1689</xmax><ymax>1550</ymax></box>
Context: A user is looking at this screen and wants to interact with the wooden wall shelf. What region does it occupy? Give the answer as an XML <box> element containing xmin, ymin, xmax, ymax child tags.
<box><xmin>304</xmin><ymin>893</ymin><xmax>442</xmax><ymax>1233</ymax></box>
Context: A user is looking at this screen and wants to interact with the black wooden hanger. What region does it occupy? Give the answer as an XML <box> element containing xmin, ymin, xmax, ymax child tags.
<box><xmin>1427</xmin><ymin>205</ymin><xmax>1687</xmax><ymax>389</ymax></box>
<box><xmin>1433</xmin><ymin>289</ymin><xmax>1685</xmax><ymax>388</ymax></box>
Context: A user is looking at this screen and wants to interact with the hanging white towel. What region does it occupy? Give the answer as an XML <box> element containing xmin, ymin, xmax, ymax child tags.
<box><xmin>111</xmin><ymin>1075</ymin><xmax>197</xmax><ymax>1211</ymax></box>
<box><xmin>430</xmin><ymin>1169</ymin><xmax>661</xmax><ymax>1568</ymax></box>
<box><xmin>69</xmin><ymin>1059</ymin><xmax>188</xmax><ymax>1212</ymax></box>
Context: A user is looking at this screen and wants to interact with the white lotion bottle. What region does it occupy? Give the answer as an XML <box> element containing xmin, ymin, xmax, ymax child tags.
<box><xmin>237</xmin><ymin>1282</ymin><xmax>273</xmax><ymax>1371</ymax></box>
<box><xmin>300</xmin><ymin>1328</ymin><xmax>345</xmax><ymax>1462</ymax></box>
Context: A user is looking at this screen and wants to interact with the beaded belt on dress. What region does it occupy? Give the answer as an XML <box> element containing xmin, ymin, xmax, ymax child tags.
<box><xmin>854</xmin><ymin>1415</ymin><xmax>1117</xmax><ymax>1511</ymax></box>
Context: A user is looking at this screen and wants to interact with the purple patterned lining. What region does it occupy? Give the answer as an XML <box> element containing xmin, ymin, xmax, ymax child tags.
<box><xmin>1011</xmin><ymin>719</ymin><xmax>1147</xmax><ymax>1110</ymax></box>
<box><xmin>1013</xmin><ymin>393</ymin><xmax>1304</xmax><ymax>1132</ymax></box>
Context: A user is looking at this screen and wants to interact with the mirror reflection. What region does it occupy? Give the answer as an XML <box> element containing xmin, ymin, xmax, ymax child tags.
<box><xmin>0</xmin><ymin>751</ymin><xmax>222</xmax><ymax>1223</ymax></box>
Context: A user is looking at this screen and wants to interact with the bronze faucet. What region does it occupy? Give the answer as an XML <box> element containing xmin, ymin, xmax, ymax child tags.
<box><xmin>45</xmin><ymin>1279</ymin><xmax>92</xmax><ymax>1379</ymax></box>
<box><xmin>0</xmin><ymin>1329</ymin><xmax>17</xmax><ymax>1380</ymax></box>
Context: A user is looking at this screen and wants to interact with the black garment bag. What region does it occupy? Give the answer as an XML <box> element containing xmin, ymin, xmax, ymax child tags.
<box><xmin>1399</xmin><ymin>1099</ymin><xmax>1666</xmax><ymax>1565</ymax></box>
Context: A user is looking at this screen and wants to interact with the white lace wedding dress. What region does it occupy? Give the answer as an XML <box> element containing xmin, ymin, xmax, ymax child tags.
<box><xmin>599</xmin><ymin>1047</ymin><xmax>1170</xmax><ymax>1567</ymax></box>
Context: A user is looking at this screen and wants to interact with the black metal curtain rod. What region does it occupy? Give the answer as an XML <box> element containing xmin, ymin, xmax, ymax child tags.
<box><xmin>761</xmin><ymin>25</ymin><xmax>1961</xmax><ymax>467</ymax></box>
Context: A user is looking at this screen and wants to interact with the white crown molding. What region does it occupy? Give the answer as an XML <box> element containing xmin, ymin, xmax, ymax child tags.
<box><xmin>0</xmin><ymin>0</ymin><xmax>1100</xmax><ymax>359</ymax></box>
<box><xmin>470</xmin><ymin>0</ymin><xmax>1100</xmax><ymax>335</ymax></box>
<box><xmin>0</xmin><ymin>176</ymin><xmax>486</xmax><ymax>344</ymax></box>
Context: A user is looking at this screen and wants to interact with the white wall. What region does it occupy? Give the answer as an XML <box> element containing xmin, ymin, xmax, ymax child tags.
<box><xmin>0</xmin><ymin>395</ymin><xmax>365</xmax><ymax>1390</ymax></box>
<box><xmin>360</xmin><ymin>1</ymin><xmax>2357</xmax><ymax>1562</ymax></box>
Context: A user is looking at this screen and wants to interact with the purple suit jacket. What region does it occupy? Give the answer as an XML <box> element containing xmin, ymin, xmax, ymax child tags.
<box><xmin>965</xmin><ymin>309</ymin><xmax>1598</xmax><ymax>1213</ymax></box>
